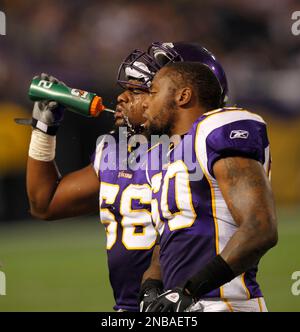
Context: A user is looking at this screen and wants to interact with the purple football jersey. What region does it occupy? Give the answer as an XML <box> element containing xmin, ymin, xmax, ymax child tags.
<box><xmin>148</xmin><ymin>108</ymin><xmax>271</xmax><ymax>301</ymax></box>
<box><xmin>93</xmin><ymin>132</ymin><xmax>156</xmax><ymax>311</ymax></box>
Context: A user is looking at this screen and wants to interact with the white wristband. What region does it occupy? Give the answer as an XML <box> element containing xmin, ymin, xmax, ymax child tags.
<box><xmin>29</xmin><ymin>129</ymin><xmax>56</xmax><ymax>161</ymax></box>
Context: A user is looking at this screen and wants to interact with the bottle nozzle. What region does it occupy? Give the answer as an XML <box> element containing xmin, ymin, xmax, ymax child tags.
<box><xmin>90</xmin><ymin>95</ymin><xmax>105</xmax><ymax>117</ymax></box>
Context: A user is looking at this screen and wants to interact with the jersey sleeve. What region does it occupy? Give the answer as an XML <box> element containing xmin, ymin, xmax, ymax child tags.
<box><xmin>195</xmin><ymin>109</ymin><xmax>270</xmax><ymax>178</ymax></box>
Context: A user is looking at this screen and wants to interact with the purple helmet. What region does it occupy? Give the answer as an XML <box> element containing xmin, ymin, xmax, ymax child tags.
<box><xmin>117</xmin><ymin>41</ymin><xmax>228</xmax><ymax>104</ymax></box>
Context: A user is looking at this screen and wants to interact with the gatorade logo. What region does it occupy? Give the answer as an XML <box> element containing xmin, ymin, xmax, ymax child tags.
<box><xmin>71</xmin><ymin>89</ymin><xmax>89</xmax><ymax>99</ymax></box>
<box><xmin>0</xmin><ymin>11</ymin><xmax>6</xmax><ymax>35</ymax></box>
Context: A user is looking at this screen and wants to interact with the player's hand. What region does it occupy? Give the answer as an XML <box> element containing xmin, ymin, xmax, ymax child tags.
<box><xmin>146</xmin><ymin>287</ymin><xmax>193</xmax><ymax>312</ymax></box>
<box><xmin>31</xmin><ymin>73</ymin><xmax>65</xmax><ymax>135</ymax></box>
<box><xmin>139</xmin><ymin>279</ymin><xmax>163</xmax><ymax>312</ymax></box>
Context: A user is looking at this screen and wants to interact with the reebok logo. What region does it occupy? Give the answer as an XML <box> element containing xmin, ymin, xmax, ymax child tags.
<box><xmin>230</xmin><ymin>130</ymin><xmax>249</xmax><ymax>139</ymax></box>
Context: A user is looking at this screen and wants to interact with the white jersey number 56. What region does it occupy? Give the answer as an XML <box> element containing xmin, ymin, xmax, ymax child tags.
<box><xmin>100</xmin><ymin>183</ymin><xmax>156</xmax><ymax>250</ymax></box>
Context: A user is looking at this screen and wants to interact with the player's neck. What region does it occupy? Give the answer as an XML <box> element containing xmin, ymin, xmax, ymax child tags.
<box><xmin>170</xmin><ymin>106</ymin><xmax>205</xmax><ymax>136</ymax></box>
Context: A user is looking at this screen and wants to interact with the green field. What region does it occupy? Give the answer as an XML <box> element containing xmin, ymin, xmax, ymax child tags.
<box><xmin>0</xmin><ymin>208</ymin><xmax>299</xmax><ymax>312</ymax></box>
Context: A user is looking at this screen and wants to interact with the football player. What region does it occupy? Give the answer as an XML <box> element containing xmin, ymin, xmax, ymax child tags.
<box><xmin>26</xmin><ymin>42</ymin><xmax>222</xmax><ymax>311</ymax></box>
<box><xmin>26</xmin><ymin>71</ymin><xmax>156</xmax><ymax>312</ymax></box>
<box><xmin>141</xmin><ymin>61</ymin><xmax>277</xmax><ymax>312</ymax></box>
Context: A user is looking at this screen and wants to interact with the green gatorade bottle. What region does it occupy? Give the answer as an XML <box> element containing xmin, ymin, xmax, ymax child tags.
<box><xmin>28</xmin><ymin>78</ymin><xmax>110</xmax><ymax>117</ymax></box>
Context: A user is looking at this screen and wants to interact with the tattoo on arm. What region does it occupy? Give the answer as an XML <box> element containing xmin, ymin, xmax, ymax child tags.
<box><xmin>214</xmin><ymin>157</ymin><xmax>277</xmax><ymax>275</ymax></box>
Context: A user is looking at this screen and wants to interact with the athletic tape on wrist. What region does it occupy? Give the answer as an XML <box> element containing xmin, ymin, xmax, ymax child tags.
<box><xmin>28</xmin><ymin>129</ymin><xmax>56</xmax><ymax>161</ymax></box>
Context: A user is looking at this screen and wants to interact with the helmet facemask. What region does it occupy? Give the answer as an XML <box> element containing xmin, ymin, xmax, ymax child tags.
<box><xmin>117</xmin><ymin>49</ymin><xmax>160</xmax><ymax>90</ymax></box>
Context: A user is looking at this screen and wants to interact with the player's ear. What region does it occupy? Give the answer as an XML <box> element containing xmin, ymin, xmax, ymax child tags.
<box><xmin>176</xmin><ymin>87</ymin><xmax>192</xmax><ymax>107</ymax></box>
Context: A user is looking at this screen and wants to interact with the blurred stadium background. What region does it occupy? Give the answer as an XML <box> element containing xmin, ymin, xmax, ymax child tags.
<box><xmin>0</xmin><ymin>0</ymin><xmax>299</xmax><ymax>311</ymax></box>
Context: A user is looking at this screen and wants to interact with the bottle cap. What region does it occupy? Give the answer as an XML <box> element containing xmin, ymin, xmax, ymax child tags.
<box><xmin>90</xmin><ymin>95</ymin><xmax>105</xmax><ymax>117</ymax></box>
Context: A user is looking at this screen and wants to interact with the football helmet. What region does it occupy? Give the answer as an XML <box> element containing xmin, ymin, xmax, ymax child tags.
<box><xmin>117</xmin><ymin>49</ymin><xmax>160</xmax><ymax>90</ymax></box>
<box><xmin>117</xmin><ymin>42</ymin><xmax>228</xmax><ymax>104</ymax></box>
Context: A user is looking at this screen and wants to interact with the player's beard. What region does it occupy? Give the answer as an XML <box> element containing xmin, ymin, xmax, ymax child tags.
<box><xmin>144</xmin><ymin>98</ymin><xmax>177</xmax><ymax>138</ymax></box>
